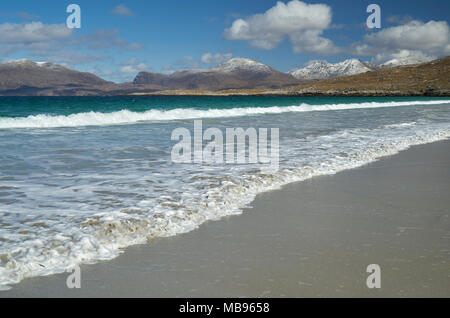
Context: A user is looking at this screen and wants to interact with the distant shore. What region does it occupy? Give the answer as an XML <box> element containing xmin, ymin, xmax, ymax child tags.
<box><xmin>2</xmin><ymin>91</ymin><xmax>449</xmax><ymax>97</ymax></box>
<box><xmin>125</xmin><ymin>56</ymin><xmax>450</xmax><ymax>97</ymax></box>
<box><xmin>1</xmin><ymin>56</ymin><xmax>448</xmax><ymax>97</ymax></box>
<box><xmin>2</xmin><ymin>139</ymin><xmax>449</xmax><ymax>297</ymax></box>
<box><xmin>123</xmin><ymin>89</ymin><xmax>450</xmax><ymax>97</ymax></box>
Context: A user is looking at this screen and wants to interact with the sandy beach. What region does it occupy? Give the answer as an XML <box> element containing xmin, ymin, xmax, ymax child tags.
<box><xmin>1</xmin><ymin>139</ymin><xmax>449</xmax><ymax>298</ymax></box>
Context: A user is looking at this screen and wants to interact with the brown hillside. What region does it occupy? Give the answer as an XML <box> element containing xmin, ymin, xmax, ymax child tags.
<box><xmin>287</xmin><ymin>56</ymin><xmax>450</xmax><ymax>96</ymax></box>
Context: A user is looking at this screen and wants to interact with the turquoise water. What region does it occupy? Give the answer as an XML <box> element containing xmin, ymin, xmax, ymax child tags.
<box><xmin>1</xmin><ymin>96</ymin><xmax>449</xmax><ymax>118</ymax></box>
<box><xmin>1</xmin><ymin>96</ymin><xmax>450</xmax><ymax>289</ymax></box>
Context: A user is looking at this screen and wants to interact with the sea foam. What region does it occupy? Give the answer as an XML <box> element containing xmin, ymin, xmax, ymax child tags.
<box><xmin>1</xmin><ymin>99</ymin><xmax>450</xmax><ymax>290</ymax></box>
<box><xmin>0</xmin><ymin>121</ymin><xmax>449</xmax><ymax>289</ymax></box>
<box><xmin>0</xmin><ymin>100</ymin><xmax>449</xmax><ymax>129</ymax></box>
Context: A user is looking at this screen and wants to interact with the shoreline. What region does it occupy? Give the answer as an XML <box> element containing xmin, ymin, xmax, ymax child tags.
<box><xmin>1</xmin><ymin>139</ymin><xmax>449</xmax><ymax>297</ymax></box>
<box><xmin>2</xmin><ymin>93</ymin><xmax>450</xmax><ymax>97</ymax></box>
<box><xmin>122</xmin><ymin>90</ymin><xmax>450</xmax><ymax>97</ymax></box>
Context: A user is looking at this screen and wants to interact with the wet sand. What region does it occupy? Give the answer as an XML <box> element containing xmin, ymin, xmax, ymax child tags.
<box><xmin>1</xmin><ymin>140</ymin><xmax>449</xmax><ymax>297</ymax></box>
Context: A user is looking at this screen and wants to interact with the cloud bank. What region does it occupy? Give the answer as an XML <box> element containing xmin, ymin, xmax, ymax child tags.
<box><xmin>0</xmin><ymin>22</ymin><xmax>72</xmax><ymax>43</ymax></box>
<box><xmin>224</xmin><ymin>1</ymin><xmax>449</xmax><ymax>64</ymax></box>
<box><xmin>353</xmin><ymin>20</ymin><xmax>450</xmax><ymax>63</ymax></box>
<box><xmin>224</xmin><ymin>0</ymin><xmax>338</xmax><ymax>54</ymax></box>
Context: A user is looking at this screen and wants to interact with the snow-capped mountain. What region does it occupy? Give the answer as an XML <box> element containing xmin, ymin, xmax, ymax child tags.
<box><xmin>0</xmin><ymin>56</ymin><xmax>446</xmax><ymax>96</ymax></box>
<box><xmin>158</xmin><ymin>58</ymin><xmax>273</xmax><ymax>76</ymax></box>
<box><xmin>0</xmin><ymin>59</ymin><xmax>68</xmax><ymax>71</ymax></box>
<box><xmin>0</xmin><ymin>59</ymin><xmax>111</xmax><ymax>95</ymax></box>
<box><xmin>213</xmin><ymin>58</ymin><xmax>272</xmax><ymax>75</ymax></box>
<box><xmin>289</xmin><ymin>59</ymin><xmax>375</xmax><ymax>80</ymax></box>
<box><xmin>134</xmin><ymin>57</ymin><xmax>299</xmax><ymax>90</ymax></box>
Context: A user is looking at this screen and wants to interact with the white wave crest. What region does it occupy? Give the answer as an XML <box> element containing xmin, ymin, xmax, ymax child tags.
<box><xmin>1</xmin><ymin>100</ymin><xmax>449</xmax><ymax>129</ymax></box>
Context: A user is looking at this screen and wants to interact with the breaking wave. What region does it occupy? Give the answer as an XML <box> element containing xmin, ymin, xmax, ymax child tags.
<box><xmin>1</xmin><ymin>100</ymin><xmax>449</xmax><ymax>129</ymax></box>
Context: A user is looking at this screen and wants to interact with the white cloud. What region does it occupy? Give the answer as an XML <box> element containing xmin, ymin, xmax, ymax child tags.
<box><xmin>0</xmin><ymin>22</ymin><xmax>98</xmax><ymax>65</ymax></box>
<box><xmin>0</xmin><ymin>21</ymin><xmax>144</xmax><ymax>73</ymax></box>
<box><xmin>365</xmin><ymin>20</ymin><xmax>449</xmax><ymax>52</ymax></box>
<box><xmin>111</xmin><ymin>4</ymin><xmax>135</xmax><ymax>17</ymax></box>
<box><xmin>352</xmin><ymin>20</ymin><xmax>450</xmax><ymax>63</ymax></box>
<box><xmin>0</xmin><ymin>22</ymin><xmax>72</xmax><ymax>44</ymax></box>
<box><xmin>201</xmin><ymin>52</ymin><xmax>232</xmax><ymax>64</ymax></box>
<box><xmin>224</xmin><ymin>0</ymin><xmax>337</xmax><ymax>54</ymax></box>
<box><xmin>290</xmin><ymin>30</ymin><xmax>339</xmax><ymax>54</ymax></box>
<box><xmin>119</xmin><ymin>58</ymin><xmax>149</xmax><ymax>74</ymax></box>
<box><xmin>375</xmin><ymin>50</ymin><xmax>436</xmax><ymax>65</ymax></box>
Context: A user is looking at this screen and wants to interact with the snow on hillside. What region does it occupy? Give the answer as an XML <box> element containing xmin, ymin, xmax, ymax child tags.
<box><xmin>214</xmin><ymin>58</ymin><xmax>272</xmax><ymax>74</ymax></box>
<box><xmin>289</xmin><ymin>59</ymin><xmax>374</xmax><ymax>80</ymax></box>
<box><xmin>380</xmin><ymin>57</ymin><xmax>424</xmax><ymax>68</ymax></box>
<box><xmin>0</xmin><ymin>59</ymin><xmax>66</xmax><ymax>70</ymax></box>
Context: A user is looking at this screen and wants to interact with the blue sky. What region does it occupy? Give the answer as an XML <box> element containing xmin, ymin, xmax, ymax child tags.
<box><xmin>0</xmin><ymin>0</ymin><xmax>449</xmax><ymax>82</ymax></box>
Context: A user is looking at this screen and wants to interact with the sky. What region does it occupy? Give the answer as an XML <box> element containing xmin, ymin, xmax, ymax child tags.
<box><xmin>0</xmin><ymin>0</ymin><xmax>449</xmax><ymax>82</ymax></box>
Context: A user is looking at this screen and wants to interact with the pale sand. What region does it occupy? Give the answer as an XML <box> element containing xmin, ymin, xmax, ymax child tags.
<box><xmin>1</xmin><ymin>140</ymin><xmax>449</xmax><ymax>297</ymax></box>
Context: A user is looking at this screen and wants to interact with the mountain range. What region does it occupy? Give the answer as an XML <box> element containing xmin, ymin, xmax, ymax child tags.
<box><xmin>133</xmin><ymin>58</ymin><xmax>301</xmax><ymax>90</ymax></box>
<box><xmin>0</xmin><ymin>56</ymin><xmax>446</xmax><ymax>96</ymax></box>
<box><xmin>286</xmin><ymin>56</ymin><xmax>450</xmax><ymax>96</ymax></box>
<box><xmin>0</xmin><ymin>59</ymin><xmax>115</xmax><ymax>96</ymax></box>
<box><xmin>288</xmin><ymin>59</ymin><xmax>376</xmax><ymax>80</ymax></box>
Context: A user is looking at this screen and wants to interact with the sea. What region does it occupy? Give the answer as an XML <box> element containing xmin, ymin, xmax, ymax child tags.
<box><xmin>0</xmin><ymin>96</ymin><xmax>450</xmax><ymax>289</ymax></box>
